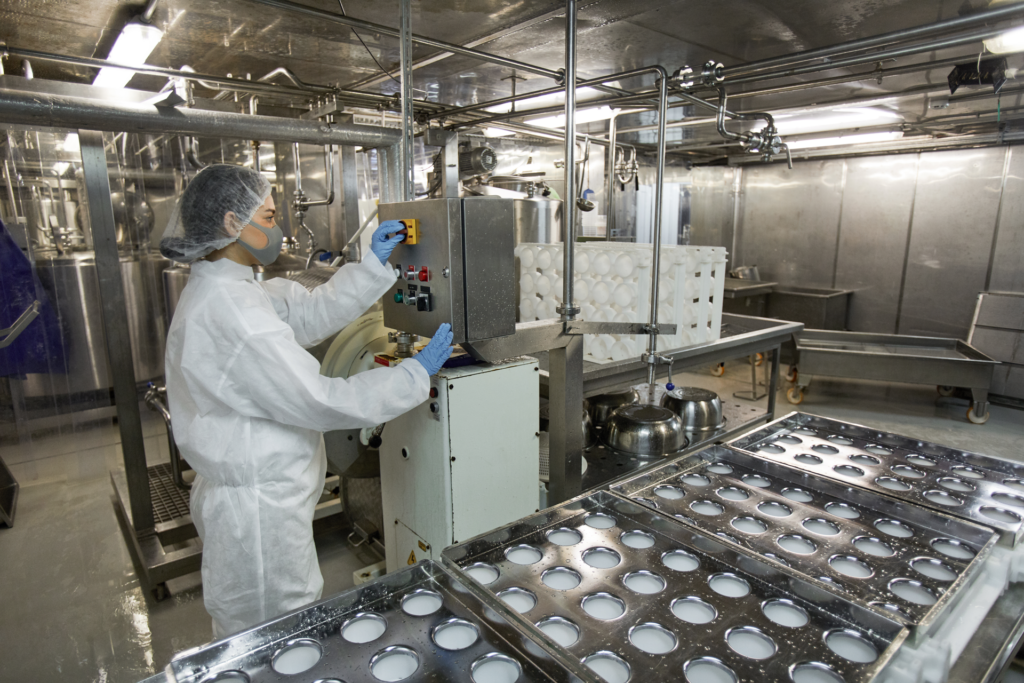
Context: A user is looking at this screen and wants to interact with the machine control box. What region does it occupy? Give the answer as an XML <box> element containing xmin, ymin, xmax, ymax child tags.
<box><xmin>380</xmin><ymin>198</ymin><xmax>516</xmax><ymax>344</ymax></box>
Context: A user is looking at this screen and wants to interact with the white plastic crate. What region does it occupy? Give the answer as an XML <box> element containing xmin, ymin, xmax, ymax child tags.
<box><xmin>515</xmin><ymin>242</ymin><xmax>727</xmax><ymax>363</ymax></box>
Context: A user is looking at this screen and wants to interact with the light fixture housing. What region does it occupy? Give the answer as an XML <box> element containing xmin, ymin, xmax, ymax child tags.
<box><xmin>773</xmin><ymin>107</ymin><xmax>903</xmax><ymax>136</ymax></box>
<box><xmin>984</xmin><ymin>25</ymin><xmax>1024</xmax><ymax>54</ymax></box>
<box><xmin>785</xmin><ymin>131</ymin><xmax>904</xmax><ymax>150</ymax></box>
<box><xmin>528</xmin><ymin>106</ymin><xmax>621</xmax><ymax>129</ymax></box>
<box><xmin>93</xmin><ymin>19</ymin><xmax>164</xmax><ymax>90</ymax></box>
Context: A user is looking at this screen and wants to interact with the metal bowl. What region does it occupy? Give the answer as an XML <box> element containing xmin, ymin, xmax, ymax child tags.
<box><xmin>587</xmin><ymin>389</ymin><xmax>641</xmax><ymax>428</ymax></box>
<box><xmin>540</xmin><ymin>402</ymin><xmax>597</xmax><ymax>450</ymax></box>
<box><xmin>602</xmin><ymin>404</ymin><xmax>688</xmax><ymax>457</ymax></box>
<box><xmin>661</xmin><ymin>387</ymin><xmax>725</xmax><ymax>433</ymax></box>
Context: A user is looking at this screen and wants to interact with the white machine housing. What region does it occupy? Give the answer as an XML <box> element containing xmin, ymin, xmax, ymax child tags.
<box><xmin>380</xmin><ymin>357</ymin><xmax>539</xmax><ymax>572</ymax></box>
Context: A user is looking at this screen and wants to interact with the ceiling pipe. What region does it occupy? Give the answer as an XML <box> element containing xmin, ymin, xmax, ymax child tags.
<box><xmin>346</xmin><ymin>6</ymin><xmax>567</xmax><ymax>90</ymax></box>
<box><xmin>250</xmin><ymin>0</ymin><xmax>559</xmax><ymax>81</ymax></box>
<box><xmin>0</xmin><ymin>43</ymin><xmax>448</xmax><ymax>112</ymax></box>
<box><xmin>0</xmin><ymin>88</ymin><xmax>401</xmax><ymax>147</ymax></box>
<box><xmin>725</xmin><ymin>25</ymin><xmax>1016</xmax><ymax>86</ymax></box>
<box><xmin>247</xmin><ymin>0</ymin><xmax>634</xmax><ymax>100</ymax></box>
<box><xmin>722</xmin><ymin>1</ymin><xmax>1024</xmax><ymax>80</ymax></box>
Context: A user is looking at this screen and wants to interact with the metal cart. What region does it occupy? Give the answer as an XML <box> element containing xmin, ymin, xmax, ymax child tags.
<box><xmin>785</xmin><ymin>330</ymin><xmax>999</xmax><ymax>423</ymax></box>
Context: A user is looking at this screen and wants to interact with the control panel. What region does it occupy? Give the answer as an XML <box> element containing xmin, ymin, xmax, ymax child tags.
<box><xmin>380</xmin><ymin>198</ymin><xmax>516</xmax><ymax>344</ymax></box>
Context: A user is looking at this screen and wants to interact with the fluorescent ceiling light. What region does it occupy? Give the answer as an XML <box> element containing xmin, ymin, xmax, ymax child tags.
<box><xmin>485</xmin><ymin>87</ymin><xmax>604</xmax><ymax>114</ymax></box>
<box><xmin>786</xmin><ymin>131</ymin><xmax>904</xmax><ymax>150</ymax></box>
<box><xmin>62</xmin><ymin>133</ymin><xmax>80</xmax><ymax>153</ymax></box>
<box><xmin>774</xmin><ymin>107</ymin><xmax>903</xmax><ymax>136</ymax></box>
<box><xmin>529</xmin><ymin>106</ymin><xmax>620</xmax><ymax>129</ymax></box>
<box><xmin>985</xmin><ymin>25</ymin><xmax>1024</xmax><ymax>54</ymax></box>
<box><xmin>93</xmin><ymin>20</ymin><xmax>164</xmax><ymax>90</ymax></box>
<box><xmin>483</xmin><ymin>127</ymin><xmax>516</xmax><ymax>137</ymax></box>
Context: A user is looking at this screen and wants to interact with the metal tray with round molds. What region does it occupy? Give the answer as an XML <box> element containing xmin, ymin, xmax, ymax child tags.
<box><xmin>443</xmin><ymin>490</ymin><xmax>908</xmax><ymax>683</ymax></box>
<box><xmin>166</xmin><ymin>560</ymin><xmax>592</xmax><ymax>683</ymax></box>
<box><xmin>728</xmin><ymin>411</ymin><xmax>1024</xmax><ymax>547</ymax></box>
<box><xmin>608</xmin><ymin>444</ymin><xmax>998</xmax><ymax>641</ymax></box>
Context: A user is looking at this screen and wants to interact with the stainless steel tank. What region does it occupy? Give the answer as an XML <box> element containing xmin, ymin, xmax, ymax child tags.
<box><xmin>22</xmin><ymin>250</ymin><xmax>169</xmax><ymax>397</ymax></box>
<box><xmin>162</xmin><ymin>264</ymin><xmax>191</xmax><ymax>328</ymax></box>
<box><xmin>513</xmin><ymin>198</ymin><xmax>562</xmax><ymax>244</ymax></box>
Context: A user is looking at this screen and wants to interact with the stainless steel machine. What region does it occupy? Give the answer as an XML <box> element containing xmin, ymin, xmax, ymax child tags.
<box><xmin>380</xmin><ymin>197</ymin><xmax>517</xmax><ymax>345</ymax></box>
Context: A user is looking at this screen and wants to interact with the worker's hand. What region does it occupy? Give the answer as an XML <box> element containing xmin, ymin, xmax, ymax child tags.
<box><xmin>370</xmin><ymin>220</ymin><xmax>407</xmax><ymax>266</ymax></box>
<box><xmin>410</xmin><ymin>323</ymin><xmax>454</xmax><ymax>376</ymax></box>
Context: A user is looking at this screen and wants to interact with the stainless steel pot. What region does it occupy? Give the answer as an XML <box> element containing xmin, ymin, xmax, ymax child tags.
<box><xmin>729</xmin><ymin>265</ymin><xmax>760</xmax><ymax>280</ymax></box>
<box><xmin>603</xmin><ymin>404</ymin><xmax>688</xmax><ymax>457</ymax></box>
<box><xmin>587</xmin><ymin>388</ymin><xmax>641</xmax><ymax>428</ymax></box>
<box><xmin>661</xmin><ymin>387</ymin><xmax>726</xmax><ymax>433</ymax></box>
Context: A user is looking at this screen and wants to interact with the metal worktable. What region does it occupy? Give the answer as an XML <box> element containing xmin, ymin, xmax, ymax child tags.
<box><xmin>536</xmin><ymin>314</ymin><xmax>803</xmax><ymax>492</ymax></box>
<box><xmin>787</xmin><ymin>330</ymin><xmax>999</xmax><ymax>423</ymax></box>
<box><xmin>539</xmin><ymin>313</ymin><xmax>802</xmax><ymax>397</ymax></box>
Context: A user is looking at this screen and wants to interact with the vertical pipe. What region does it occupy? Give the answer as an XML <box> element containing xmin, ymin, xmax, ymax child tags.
<box><xmin>399</xmin><ymin>0</ymin><xmax>414</xmax><ymax>201</ymax></box>
<box><xmin>292</xmin><ymin>142</ymin><xmax>303</xmax><ymax>193</ymax></box>
<box><xmin>645</xmin><ymin>69</ymin><xmax>669</xmax><ymax>388</ymax></box>
<box><xmin>79</xmin><ymin>129</ymin><xmax>154</xmax><ymax>533</ymax></box>
<box><xmin>605</xmin><ymin>114</ymin><xmax>617</xmax><ymax>237</ymax></box>
<box><xmin>559</xmin><ymin>0</ymin><xmax>578</xmax><ymax>321</ymax></box>
<box><xmin>377</xmin><ymin>147</ymin><xmax>390</xmax><ymax>203</ymax></box>
<box><xmin>338</xmin><ymin>144</ymin><xmax>359</xmax><ymax>256</ymax></box>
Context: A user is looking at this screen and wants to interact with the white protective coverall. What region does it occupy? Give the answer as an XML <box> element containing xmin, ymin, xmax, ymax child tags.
<box><xmin>165</xmin><ymin>255</ymin><xmax>428</xmax><ymax>638</ymax></box>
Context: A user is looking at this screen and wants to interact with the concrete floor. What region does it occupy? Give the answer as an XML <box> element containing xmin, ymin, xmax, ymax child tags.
<box><xmin>0</xmin><ymin>362</ymin><xmax>1022</xmax><ymax>683</ymax></box>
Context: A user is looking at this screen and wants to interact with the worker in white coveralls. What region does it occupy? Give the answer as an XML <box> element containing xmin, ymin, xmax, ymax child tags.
<box><xmin>160</xmin><ymin>164</ymin><xmax>453</xmax><ymax>638</ymax></box>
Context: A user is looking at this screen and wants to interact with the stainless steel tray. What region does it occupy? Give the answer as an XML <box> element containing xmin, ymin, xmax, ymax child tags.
<box><xmin>443</xmin><ymin>490</ymin><xmax>907</xmax><ymax>683</ymax></box>
<box><xmin>729</xmin><ymin>412</ymin><xmax>1024</xmax><ymax>546</ymax></box>
<box><xmin>167</xmin><ymin>560</ymin><xmax>590</xmax><ymax>683</ymax></box>
<box><xmin>609</xmin><ymin>444</ymin><xmax>998</xmax><ymax>636</ymax></box>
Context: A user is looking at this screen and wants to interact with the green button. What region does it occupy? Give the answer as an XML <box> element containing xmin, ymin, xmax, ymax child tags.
<box><xmin>394</xmin><ymin>292</ymin><xmax>403</xmax><ymax>303</ymax></box>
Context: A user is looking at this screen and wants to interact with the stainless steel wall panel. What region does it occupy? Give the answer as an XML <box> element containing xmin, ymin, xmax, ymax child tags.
<box><xmin>898</xmin><ymin>148</ymin><xmax>1005</xmax><ymax>338</ymax></box>
<box><xmin>689</xmin><ymin>166</ymin><xmax>736</xmax><ymax>255</ymax></box>
<box><xmin>735</xmin><ymin>160</ymin><xmax>844</xmax><ymax>288</ymax></box>
<box><xmin>988</xmin><ymin>147</ymin><xmax>1024</xmax><ymax>293</ymax></box>
<box><xmin>833</xmin><ymin>156</ymin><xmax>917</xmax><ymax>333</ymax></box>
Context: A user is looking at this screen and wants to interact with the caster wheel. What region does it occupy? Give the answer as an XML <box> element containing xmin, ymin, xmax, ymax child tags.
<box><xmin>786</xmin><ymin>387</ymin><xmax>805</xmax><ymax>405</ymax></box>
<box><xmin>711</xmin><ymin>364</ymin><xmax>725</xmax><ymax>377</ymax></box>
<box><xmin>785</xmin><ymin>367</ymin><xmax>798</xmax><ymax>383</ymax></box>
<box><xmin>152</xmin><ymin>583</ymin><xmax>169</xmax><ymax>601</ymax></box>
<box><xmin>937</xmin><ymin>385</ymin><xmax>956</xmax><ymax>397</ymax></box>
<box><xmin>967</xmin><ymin>407</ymin><xmax>990</xmax><ymax>425</ymax></box>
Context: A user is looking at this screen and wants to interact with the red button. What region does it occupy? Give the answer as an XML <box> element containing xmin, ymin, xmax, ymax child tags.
<box><xmin>407</xmin><ymin>265</ymin><xmax>415</xmax><ymax>271</ymax></box>
<box><xmin>418</xmin><ymin>267</ymin><xmax>429</xmax><ymax>282</ymax></box>
<box><xmin>429</xmin><ymin>387</ymin><xmax>438</xmax><ymax>398</ymax></box>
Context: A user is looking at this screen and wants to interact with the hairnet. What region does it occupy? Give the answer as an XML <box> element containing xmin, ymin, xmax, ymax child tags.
<box><xmin>159</xmin><ymin>164</ymin><xmax>272</xmax><ymax>263</ymax></box>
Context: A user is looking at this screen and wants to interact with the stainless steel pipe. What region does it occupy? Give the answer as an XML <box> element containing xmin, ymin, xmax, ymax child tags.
<box><xmin>250</xmin><ymin>0</ymin><xmax>560</xmax><ymax>81</ymax></box>
<box><xmin>726</xmin><ymin>25</ymin><xmax>1015</xmax><ymax>86</ymax></box>
<box><xmin>559</xmin><ymin>0</ymin><xmax>579</xmax><ymax>322</ymax></box>
<box><xmin>399</xmin><ymin>0</ymin><xmax>414</xmax><ymax>201</ymax></box>
<box><xmin>0</xmin><ymin>89</ymin><xmax>402</xmax><ymax>147</ymax></box>
<box><xmin>645</xmin><ymin>67</ymin><xmax>669</xmax><ymax>389</ymax></box>
<box><xmin>722</xmin><ymin>1</ymin><xmax>1024</xmax><ymax>80</ymax></box>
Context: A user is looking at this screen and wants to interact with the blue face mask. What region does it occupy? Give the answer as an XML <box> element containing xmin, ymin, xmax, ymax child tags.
<box><xmin>238</xmin><ymin>220</ymin><xmax>284</xmax><ymax>266</ymax></box>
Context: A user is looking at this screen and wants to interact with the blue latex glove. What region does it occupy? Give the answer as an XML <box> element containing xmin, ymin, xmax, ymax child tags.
<box><xmin>410</xmin><ymin>323</ymin><xmax>454</xmax><ymax>376</ymax></box>
<box><xmin>370</xmin><ymin>220</ymin><xmax>407</xmax><ymax>265</ymax></box>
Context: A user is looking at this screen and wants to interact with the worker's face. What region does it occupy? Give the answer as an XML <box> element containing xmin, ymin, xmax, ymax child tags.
<box><xmin>236</xmin><ymin>195</ymin><xmax>277</xmax><ymax>251</ymax></box>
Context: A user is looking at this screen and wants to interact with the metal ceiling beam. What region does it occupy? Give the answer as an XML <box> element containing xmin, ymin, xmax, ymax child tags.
<box><xmin>722</xmin><ymin>1</ymin><xmax>1024</xmax><ymax>80</ymax></box>
<box><xmin>249</xmin><ymin>0</ymin><xmax>560</xmax><ymax>81</ymax></box>
<box><xmin>0</xmin><ymin>88</ymin><xmax>401</xmax><ymax>147</ymax></box>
